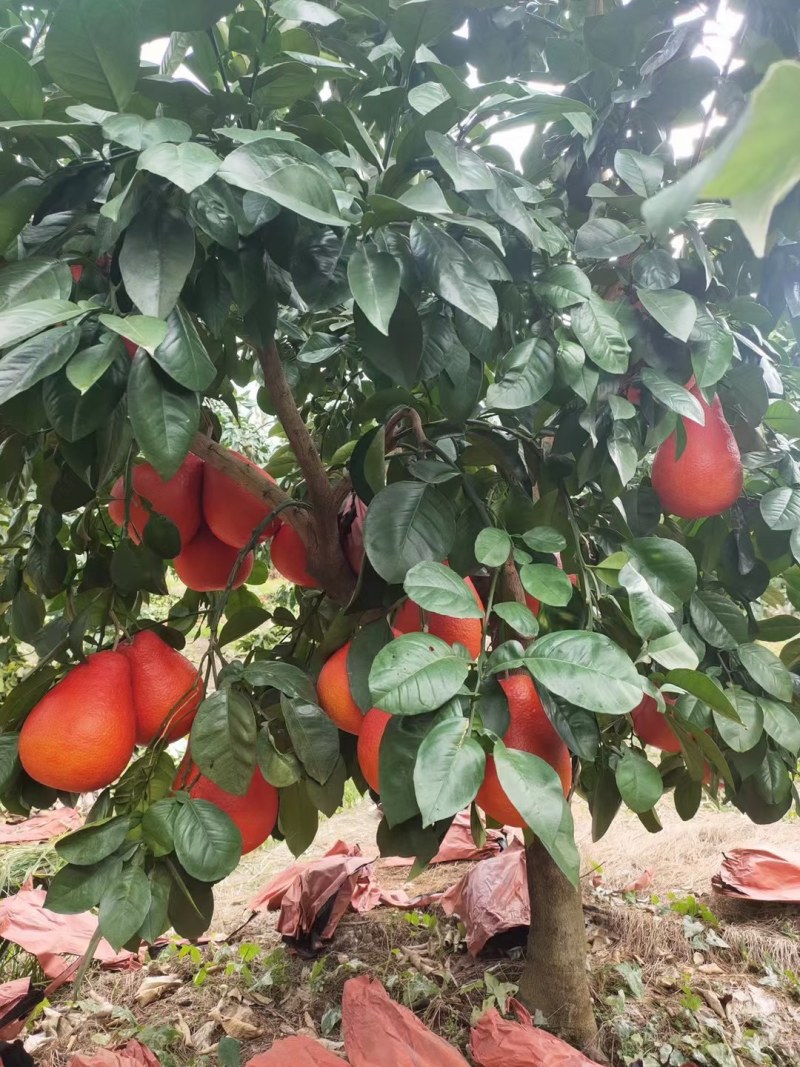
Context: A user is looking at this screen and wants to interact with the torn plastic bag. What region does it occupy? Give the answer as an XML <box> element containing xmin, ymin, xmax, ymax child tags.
<box><xmin>470</xmin><ymin>1004</ymin><xmax>603</xmax><ymax>1067</ymax></box>
<box><xmin>342</xmin><ymin>975</ymin><xmax>469</xmax><ymax>1067</ymax></box>
<box><xmin>0</xmin><ymin>809</ymin><xmax>81</xmax><ymax>844</ymax></box>
<box><xmin>245</xmin><ymin>1036</ymin><xmax>346</xmax><ymax>1065</ymax></box>
<box><xmin>277</xmin><ymin>852</ymin><xmax>376</xmax><ymax>949</ymax></box>
<box><xmin>0</xmin><ymin>887</ymin><xmax>135</xmax><ymax>977</ymax></box>
<box><xmin>66</xmin><ymin>1040</ymin><xmax>161</xmax><ymax>1066</ymax></box>
<box><xmin>384</xmin><ymin>809</ymin><xmax>508</xmax><ymax>867</ymax></box>
<box><xmin>440</xmin><ymin>841</ymin><xmax>529</xmax><ymax>955</ymax></box>
<box><xmin>248</xmin><ymin>842</ymin><xmax>362</xmax><ymax>912</ymax></box>
<box><xmin>712</xmin><ymin>847</ymin><xmax>800</xmax><ymax>902</ymax></box>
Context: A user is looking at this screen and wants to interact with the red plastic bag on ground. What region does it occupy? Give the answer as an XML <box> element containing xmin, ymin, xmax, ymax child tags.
<box><xmin>342</xmin><ymin>975</ymin><xmax>469</xmax><ymax>1067</ymax></box>
<box><xmin>0</xmin><ymin>809</ymin><xmax>81</xmax><ymax>844</ymax></box>
<box><xmin>245</xmin><ymin>1036</ymin><xmax>346</xmax><ymax>1065</ymax></box>
<box><xmin>0</xmin><ymin>980</ymin><xmax>29</xmax><ymax>1020</ymax></box>
<box><xmin>67</xmin><ymin>1040</ymin><xmax>161</xmax><ymax>1066</ymax></box>
<box><xmin>277</xmin><ymin>853</ymin><xmax>376</xmax><ymax>942</ymax></box>
<box><xmin>248</xmin><ymin>842</ymin><xmax>362</xmax><ymax>912</ymax></box>
<box><xmin>470</xmin><ymin>1006</ymin><xmax>602</xmax><ymax>1067</ymax></box>
<box><xmin>0</xmin><ymin>887</ymin><xmax>135</xmax><ymax>977</ymax></box>
<box><xmin>440</xmin><ymin>841</ymin><xmax>529</xmax><ymax>954</ymax></box>
<box><xmin>712</xmin><ymin>847</ymin><xmax>800</xmax><ymax>902</ymax></box>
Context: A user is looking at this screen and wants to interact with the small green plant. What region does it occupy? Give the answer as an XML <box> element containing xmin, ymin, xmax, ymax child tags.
<box><xmin>668</xmin><ymin>893</ymin><xmax>720</xmax><ymax>926</ymax></box>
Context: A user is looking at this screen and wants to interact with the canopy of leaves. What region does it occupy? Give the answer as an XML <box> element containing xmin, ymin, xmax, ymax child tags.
<box><xmin>1</xmin><ymin>0</ymin><xmax>799</xmax><ymax>940</ymax></box>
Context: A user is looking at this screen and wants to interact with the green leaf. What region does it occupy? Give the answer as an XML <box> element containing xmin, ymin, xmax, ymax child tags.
<box><xmin>691</xmin><ymin>328</ymin><xmax>735</xmax><ymax>388</ymax></box>
<box><xmin>409</xmin><ymin>221</ymin><xmax>498</xmax><ymax>330</ymax></box>
<box><xmin>574</xmin><ymin>219</ymin><xmax>642</xmax><ymax>260</ymax></box>
<box><xmin>141</xmin><ymin>799</ymin><xmax>178</xmax><ymax>856</ymax></box>
<box><xmin>494</xmin><ymin>742</ymin><xmax>580</xmax><ymax>886</ymax></box>
<box><xmin>665</xmin><ymin>670</ymin><xmax>738</xmax><ymax>721</ymax></box>
<box><xmin>614</xmin><ymin>149</ymin><xmax>663</xmax><ymax>198</ymax></box>
<box><xmin>173</xmin><ymin>799</ymin><xmax>242</xmax><ymax>881</ymax></box>
<box><xmin>239</xmin><ymin>660</ymin><xmax>316</xmax><ymax>702</ymax></box>
<box><xmin>369</xmin><ymin>633</ymin><xmax>470</xmax><ymax>716</ymax></box>
<box><xmin>738</xmin><ymin>643</ymin><xmax>793</xmax><ymax>701</ymax></box>
<box><xmin>273</xmin><ymin>0</ymin><xmax>342</xmax><ymax>25</ymax></box>
<box><xmin>66</xmin><ymin>335</ymin><xmax>125</xmax><ymax>394</ymax></box>
<box><xmin>137</xmin><ymin>142</ymin><xmax>221</xmax><ymax>194</ymax></box>
<box><xmin>151</xmin><ymin>305</ymin><xmax>215</xmax><ymax>391</ymax></box>
<box><xmin>644</xmin><ymin>369</ymin><xmax>704</xmax><ymax>422</ymax></box>
<box><xmin>519</xmin><ymin>564</ymin><xmax>574</xmax><ymax>607</ymax></box>
<box><xmin>127</xmin><ymin>352</ymin><xmax>200</xmax><ymax>480</ymax></box>
<box><xmin>110</xmin><ymin>540</ymin><xmax>167</xmax><ymax>595</ymax></box>
<box><xmin>218</xmin><ymin>606</ymin><xmax>270</xmax><ymax>646</ymax></box>
<box><xmin>347</xmin><ymin>621</ymin><xmax>393</xmax><ymax>715</ymax></box>
<box><xmin>138</xmin><ymin>863</ymin><xmax>171</xmax><ymax>943</ymax></box>
<box><xmin>257</xmin><ymin>729</ymin><xmax>302</xmax><ymax>788</ymax></box>
<box><xmin>0</xmin><ymin>734</ymin><xmax>19</xmax><ymax>793</ymax></box>
<box><xmin>0</xmin><ymin>179</ymin><xmax>47</xmax><ymax>251</ymax></box>
<box><xmin>281</xmin><ymin>694</ymin><xmax>340</xmax><ymax>784</ymax></box>
<box><xmin>474</xmin><ymin>528</ymin><xmax>512</xmax><ymax>568</ymax></box>
<box><xmin>760</xmin><ymin>699</ymin><xmax>800</xmax><ymax>755</ymax></box>
<box><xmin>46</xmin><ymin>856</ymin><xmax>122</xmax><ymax>915</ymax></box>
<box><xmin>492</xmin><ymin>601</ymin><xmax>539</xmax><ymax>639</ymax></box>
<box><xmin>619</xmin><ymin>561</ymin><xmax>676</xmax><ymax>640</ymax></box>
<box><xmin>103</xmin><ymin>114</ymin><xmax>191</xmax><ymax>151</ymax></box>
<box><xmin>690</xmin><ymin>590</ymin><xmax>749</xmax><ymax>650</ymax></box>
<box><xmin>426</xmin><ymin>131</ymin><xmax>495</xmax><ymax>192</ymax></box>
<box><xmin>643</xmin><ymin>60</ymin><xmax>800</xmax><ymax>256</ymax></box>
<box><xmin>45</xmin><ymin>0</ymin><xmax>139</xmax><ymax>111</ymax></box>
<box><xmin>522</xmin><ymin>527</ymin><xmax>567</xmax><ymax>553</ymax></box>
<box><xmin>0</xmin><ymin>259</ymin><xmax>72</xmax><ymax>312</ymax></box>
<box><xmin>615</xmin><ymin>749</ymin><xmax>663</xmax><ymax>814</ymax></box>
<box><xmin>413</xmin><ymin>718</ymin><xmax>485</xmax><ymax>827</ymax></box>
<box><xmin>404</xmin><ymin>561</ymin><xmax>483</xmax><ymax>619</ymax></box>
<box><xmin>571</xmin><ymin>294</ymin><xmax>630</xmax><ymax>373</ymax></box>
<box><xmin>390</xmin><ymin>0</ymin><xmax>465</xmax><ymax>52</ymax></box>
<box><xmin>714</xmin><ymin>688</ymin><xmax>763</xmax><ymax>753</ymax></box>
<box><xmin>0</xmin><ymin>300</ymin><xmax>85</xmax><ymax>350</ymax></box>
<box><xmin>355</xmin><ymin>293</ymin><xmax>422</xmax><ymax>389</ymax></box>
<box><xmin>630</xmin><ymin>250</ymin><xmax>680</xmax><ymax>290</ymax></box>
<box><xmin>624</xmin><ymin>537</ymin><xmax>698</xmax><ymax>608</ymax></box>
<box><xmin>137</xmin><ymin>0</ymin><xmax>240</xmax><ymax>36</ymax></box>
<box><xmin>760</xmin><ymin>487</ymin><xmax>800</xmax><ymax>531</ymax></box>
<box><xmin>44</xmin><ymin>351</ymin><xmax>128</xmax><ymax>442</ymax></box>
<box><xmin>189</xmin><ymin>689</ymin><xmax>257</xmax><ymax>796</ymax></box>
<box><xmin>278</xmin><ymin>780</ymin><xmax>319</xmax><ymax>857</ymax></box>
<box><xmin>380</xmin><ymin>715</ymin><xmax>428</xmax><ymax>827</ymax></box>
<box><xmin>636</xmin><ymin>289</ymin><xmax>697</xmax><ymax>343</ymax></box>
<box><xmin>56</xmin><ymin>816</ymin><xmax>130</xmax><ymax>866</ymax></box>
<box><xmin>119</xmin><ymin>203</ymin><xmax>195</xmax><ymax>320</ymax></box>
<box><xmin>526</xmin><ymin>632</ymin><xmax>643</xmax><ymax>715</ymax></box>
<box><xmin>347</xmin><ymin>247</ymin><xmax>401</xmax><ymax>336</ymax></box>
<box><xmin>0</xmin><ymin>324</ymin><xmax>80</xmax><ymax>405</ymax></box>
<box><xmin>98</xmin><ymin>313</ymin><xmax>168</xmax><ymax>355</ymax></box>
<box><xmin>99</xmin><ymin>863</ymin><xmax>151</xmax><ymax>950</ymax></box>
<box><xmin>218</xmin><ymin>142</ymin><xmax>344</xmax><ymax>227</ymax></box>
<box><xmin>364</xmin><ymin>481</ymin><xmax>455</xmax><ymax>584</ymax></box>
<box><xmin>486</xmin><ymin>338</ymin><xmax>555</xmax><ymax>410</ymax></box>
<box><xmin>0</xmin><ymin>44</ymin><xmax>43</xmax><ymax>121</ymax></box>
<box><xmin>536</xmin><ymin>265</ymin><xmax>592</xmax><ymax>309</ymax></box>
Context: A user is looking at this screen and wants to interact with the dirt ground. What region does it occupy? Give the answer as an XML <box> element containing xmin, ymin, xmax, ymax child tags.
<box><xmin>10</xmin><ymin>794</ymin><xmax>797</xmax><ymax>1067</ymax></box>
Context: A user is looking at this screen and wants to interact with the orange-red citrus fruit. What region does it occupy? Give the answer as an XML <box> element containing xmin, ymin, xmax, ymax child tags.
<box><xmin>174</xmin><ymin>757</ymin><xmax>279</xmax><ymax>854</ymax></box>
<box><xmin>317</xmin><ymin>643</ymin><xmax>364</xmax><ymax>735</ymax></box>
<box><xmin>119</xmin><ymin>630</ymin><xmax>204</xmax><ymax>745</ymax></box>
<box><xmin>19</xmin><ymin>651</ymin><xmax>136</xmax><ymax>793</ymax></box>
<box><xmin>652</xmin><ymin>388</ymin><xmax>743</xmax><ymax>519</ymax></box>
<box><xmin>108</xmin><ymin>454</ymin><xmax>204</xmax><ymax>549</ymax></box>
<box><xmin>394</xmin><ymin>575</ymin><xmax>483</xmax><ymax>658</ymax></box>
<box><xmin>270</xmin><ymin>523</ymin><xmax>318</xmax><ymax>588</ymax></box>
<box><xmin>476</xmin><ymin>672</ymin><xmax>571</xmax><ymax>828</ymax></box>
<box><xmin>631</xmin><ymin>693</ymin><xmax>681</xmax><ymax>753</ymax></box>
<box><xmin>357</xmin><ymin>707</ymin><xmax>392</xmax><ymax>793</ymax></box>
<box><xmin>174</xmin><ymin>525</ymin><xmax>254</xmax><ymax>592</ymax></box>
<box><xmin>203</xmin><ymin>451</ymin><xmax>281</xmax><ymax>550</ymax></box>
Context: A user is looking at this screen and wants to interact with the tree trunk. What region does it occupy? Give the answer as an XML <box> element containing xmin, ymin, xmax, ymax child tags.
<box><xmin>519</xmin><ymin>838</ymin><xmax>603</xmax><ymax>1059</ymax></box>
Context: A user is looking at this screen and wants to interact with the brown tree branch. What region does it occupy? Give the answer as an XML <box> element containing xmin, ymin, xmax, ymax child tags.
<box><xmin>499</xmin><ymin>558</ymin><xmax>535</xmax><ymax>649</ymax></box>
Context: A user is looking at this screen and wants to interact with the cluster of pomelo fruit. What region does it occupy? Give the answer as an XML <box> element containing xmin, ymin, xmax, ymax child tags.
<box><xmin>108</xmin><ymin>450</ymin><xmax>319</xmax><ymax>592</ymax></box>
<box><xmin>19</xmin><ymin>630</ymin><xmax>203</xmax><ymax>792</ymax></box>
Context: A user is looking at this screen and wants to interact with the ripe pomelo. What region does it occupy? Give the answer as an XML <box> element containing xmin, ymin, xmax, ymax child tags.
<box><xmin>174</xmin><ymin>758</ymin><xmax>279</xmax><ymax>854</ymax></box>
<box><xmin>203</xmin><ymin>451</ymin><xmax>281</xmax><ymax>549</ymax></box>
<box><xmin>524</xmin><ymin>592</ymin><xmax>541</xmax><ymax>616</ymax></box>
<box><xmin>652</xmin><ymin>388</ymin><xmax>743</xmax><ymax>519</ymax></box>
<box><xmin>631</xmin><ymin>693</ymin><xmax>681</xmax><ymax>753</ymax></box>
<box><xmin>174</xmin><ymin>525</ymin><xmax>254</xmax><ymax>592</ymax></box>
<box><xmin>119</xmin><ymin>629</ymin><xmax>204</xmax><ymax>745</ymax></box>
<box><xmin>357</xmin><ymin>707</ymin><xmax>391</xmax><ymax>793</ymax></box>
<box><xmin>317</xmin><ymin>643</ymin><xmax>364</xmax><ymax>735</ymax></box>
<box><xmin>270</xmin><ymin>523</ymin><xmax>318</xmax><ymax>588</ymax></box>
<box><xmin>19</xmin><ymin>651</ymin><xmax>136</xmax><ymax>793</ymax></box>
<box><xmin>108</xmin><ymin>454</ymin><xmax>203</xmax><ymax>549</ymax></box>
<box><xmin>476</xmin><ymin>672</ymin><xmax>571</xmax><ymax>828</ymax></box>
<box><xmin>394</xmin><ymin>575</ymin><xmax>483</xmax><ymax>658</ymax></box>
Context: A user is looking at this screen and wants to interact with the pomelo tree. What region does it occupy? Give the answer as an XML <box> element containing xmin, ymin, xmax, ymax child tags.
<box><xmin>2</xmin><ymin>0</ymin><xmax>800</xmax><ymax>1055</ymax></box>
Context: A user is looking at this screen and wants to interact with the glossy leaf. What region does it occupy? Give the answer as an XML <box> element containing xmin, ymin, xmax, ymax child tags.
<box><xmin>414</xmin><ymin>718</ymin><xmax>485</xmax><ymax>827</ymax></box>
<box><xmin>347</xmin><ymin>246</ymin><xmax>401</xmax><ymax>336</ymax></box>
<box><xmin>409</xmin><ymin>221</ymin><xmax>498</xmax><ymax>330</ymax></box>
<box><xmin>173</xmin><ymin>799</ymin><xmax>242</xmax><ymax>881</ymax></box>
<box><xmin>189</xmin><ymin>689</ymin><xmax>257</xmax><ymax>796</ymax></box>
<box><xmin>369</xmin><ymin>633</ymin><xmax>470</xmax><ymax>716</ymax></box>
<box><xmin>364</xmin><ymin>481</ymin><xmax>455</xmax><ymax>584</ymax></box>
<box><xmin>46</xmin><ymin>0</ymin><xmax>138</xmax><ymax>110</ymax></box>
<box><xmin>526</xmin><ymin>632</ymin><xmax>643</xmax><ymax>715</ymax></box>
<box><xmin>404</xmin><ymin>561</ymin><xmax>484</xmax><ymax>618</ymax></box>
